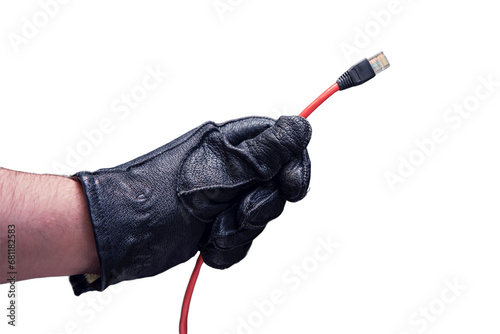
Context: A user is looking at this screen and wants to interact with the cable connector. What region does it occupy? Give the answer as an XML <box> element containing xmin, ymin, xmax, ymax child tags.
<box><xmin>336</xmin><ymin>51</ymin><xmax>390</xmax><ymax>90</ymax></box>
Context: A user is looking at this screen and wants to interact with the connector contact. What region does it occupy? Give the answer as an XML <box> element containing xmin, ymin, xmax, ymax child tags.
<box><xmin>368</xmin><ymin>52</ymin><xmax>390</xmax><ymax>75</ymax></box>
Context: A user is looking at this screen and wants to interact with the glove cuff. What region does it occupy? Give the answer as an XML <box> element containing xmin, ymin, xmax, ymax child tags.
<box><xmin>69</xmin><ymin>172</ymin><xmax>114</xmax><ymax>295</ymax></box>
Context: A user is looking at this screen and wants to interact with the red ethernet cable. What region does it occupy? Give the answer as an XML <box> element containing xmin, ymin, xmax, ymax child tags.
<box><xmin>179</xmin><ymin>52</ymin><xmax>390</xmax><ymax>334</ymax></box>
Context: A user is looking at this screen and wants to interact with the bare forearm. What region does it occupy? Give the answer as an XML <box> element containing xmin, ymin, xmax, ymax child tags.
<box><xmin>0</xmin><ymin>168</ymin><xmax>99</xmax><ymax>282</ymax></box>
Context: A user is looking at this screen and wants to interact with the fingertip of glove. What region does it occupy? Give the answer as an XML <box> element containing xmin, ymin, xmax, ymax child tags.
<box><xmin>199</xmin><ymin>242</ymin><xmax>251</xmax><ymax>270</ymax></box>
<box><xmin>276</xmin><ymin>115</ymin><xmax>312</xmax><ymax>151</ymax></box>
<box><xmin>199</xmin><ymin>252</ymin><xmax>231</xmax><ymax>270</ymax></box>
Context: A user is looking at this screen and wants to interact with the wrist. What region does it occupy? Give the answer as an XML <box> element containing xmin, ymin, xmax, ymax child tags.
<box><xmin>0</xmin><ymin>169</ymin><xmax>99</xmax><ymax>281</ymax></box>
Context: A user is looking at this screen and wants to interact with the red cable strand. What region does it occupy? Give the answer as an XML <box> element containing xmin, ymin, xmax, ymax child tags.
<box><xmin>179</xmin><ymin>254</ymin><xmax>204</xmax><ymax>334</ymax></box>
<box><xmin>299</xmin><ymin>82</ymin><xmax>339</xmax><ymax>118</ymax></box>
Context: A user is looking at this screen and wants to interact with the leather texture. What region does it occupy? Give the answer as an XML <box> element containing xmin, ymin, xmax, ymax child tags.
<box><xmin>69</xmin><ymin>116</ymin><xmax>312</xmax><ymax>295</ymax></box>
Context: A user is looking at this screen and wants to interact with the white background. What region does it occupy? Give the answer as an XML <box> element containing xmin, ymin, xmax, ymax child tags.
<box><xmin>1</xmin><ymin>1</ymin><xmax>500</xmax><ymax>333</ymax></box>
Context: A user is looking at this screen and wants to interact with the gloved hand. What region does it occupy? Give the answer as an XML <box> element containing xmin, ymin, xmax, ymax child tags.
<box><xmin>69</xmin><ymin>115</ymin><xmax>312</xmax><ymax>295</ymax></box>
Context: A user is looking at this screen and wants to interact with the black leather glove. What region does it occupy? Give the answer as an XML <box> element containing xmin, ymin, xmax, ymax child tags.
<box><xmin>69</xmin><ymin>115</ymin><xmax>312</xmax><ymax>295</ymax></box>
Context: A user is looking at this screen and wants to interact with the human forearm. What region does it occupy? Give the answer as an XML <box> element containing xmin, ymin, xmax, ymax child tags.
<box><xmin>0</xmin><ymin>168</ymin><xmax>99</xmax><ymax>283</ymax></box>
